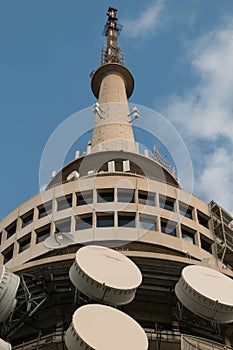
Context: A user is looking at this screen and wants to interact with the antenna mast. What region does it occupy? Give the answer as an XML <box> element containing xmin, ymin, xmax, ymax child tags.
<box><xmin>101</xmin><ymin>7</ymin><xmax>124</xmax><ymax>65</ymax></box>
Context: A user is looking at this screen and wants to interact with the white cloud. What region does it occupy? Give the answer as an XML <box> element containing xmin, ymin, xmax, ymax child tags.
<box><xmin>122</xmin><ymin>0</ymin><xmax>166</xmax><ymax>39</ymax></box>
<box><xmin>165</xmin><ymin>22</ymin><xmax>233</xmax><ymax>141</ymax></box>
<box><xmin>162</xmin><ymin>20</ymin><xmax>233</xmax><ymax>213</ymax></box>
<box><xmin>198</xmin><ymin>148</ymin><xmax>233</xmax><ymax>214</ymax></box>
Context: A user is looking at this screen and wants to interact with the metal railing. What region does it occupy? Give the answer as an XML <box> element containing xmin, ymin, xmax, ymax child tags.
<box><xmin>12</xmin><ymin>331</ymin><xmax>64</xmax><ymax>349</ymax></box>
<box><xmin>181</xmin><ymin>335</ymin><xmax>232</xmax><ymax>350</ymax></box>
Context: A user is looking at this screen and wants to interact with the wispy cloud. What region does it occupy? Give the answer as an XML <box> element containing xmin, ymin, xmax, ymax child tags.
<box><xmin>198</xmin><ymin>148</ymin><xmax>233</xmax><ymax>213</ymax></box>
<box><xmin>163</xmin><ymin>20</ymin><xmax>233</xmax><ymax>213</ymax></box>
<box><xmin>165</xmin><ymin>22</ymin><xmax>233</xmax><ymax>141</ymax></box>
<box><xmin>122</xmin><ymin>0</ymin><xmax>166</xmax><ymax>39</ymax></box>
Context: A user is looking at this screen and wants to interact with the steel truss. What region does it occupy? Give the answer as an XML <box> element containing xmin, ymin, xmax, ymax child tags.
<box><xmin>1</xmin><ymin>273</ymin><xmax>47</xmax><ymax>340</ymax></box>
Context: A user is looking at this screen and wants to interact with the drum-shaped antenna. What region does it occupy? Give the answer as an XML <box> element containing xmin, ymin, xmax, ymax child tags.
<box><xmin>69</xmin><ymin>245</ymin><xmax>142</xmax><ymax>305</ymax></box>
<box><xmin>0</xmin><ymin>339</ymin><xmax>11</xmax><ymax>350</ymax></box>
<box><xmin>0</xmin><ymin>265</ymin><xmax>20</xmax><ymax>322</ymax></box>
<box><xmin>175</xmin><ymin>265</ymin><xmax>233</xmax><ymax>323</ymax></box>
<box><xmin>65</xmin><ymin>304</ymin><xmax>148</xmax><ymax>350</ymax></box>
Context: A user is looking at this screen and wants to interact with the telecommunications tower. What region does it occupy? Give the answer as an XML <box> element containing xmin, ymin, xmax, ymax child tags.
<box><xmin>0</xmin><ymin>7</ymin><xmax>233</xmax><ymax>350</ymax></box>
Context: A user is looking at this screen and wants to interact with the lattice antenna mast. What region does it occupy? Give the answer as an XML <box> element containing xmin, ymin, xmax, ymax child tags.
<box><xmin>101</xmin><ymin>7</ymin><xmax>124</xmax><ymax>65</ymax></box>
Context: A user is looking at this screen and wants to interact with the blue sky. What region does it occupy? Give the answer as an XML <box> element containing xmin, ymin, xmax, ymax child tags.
<box><xmin>1</xmin><ymin>0</ymin><xmax>233</xmax><ymax>219</ymax></box>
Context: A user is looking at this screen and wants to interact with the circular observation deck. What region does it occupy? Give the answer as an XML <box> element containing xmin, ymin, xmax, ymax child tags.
<box><xmin>0</xmin><ymin>147</ymin><xmax>220</xmax><ymax>272</ymax></box>
<box><xmin>0</xmin><ymin>162</ymin><xmax>232</xmax><ymax>348</ymax></box>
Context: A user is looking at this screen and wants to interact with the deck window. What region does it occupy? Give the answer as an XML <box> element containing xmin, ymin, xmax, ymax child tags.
<box><xmin>57</xmin><ymin>194</ymin><xmax>72</xmax><ymax>211</ymax></box>
<box><xmin>38</xmin><ymin>201</ymin><xmax>52</xmax><ymax>219</ymax></box>
<box><xmin>5</xmin><ymin>220</ymin><xmax>17</xmax><ymax>239</ymax></box>
<box><xmin>181</xmin><ymin>226</ymin><xmax>195</xmax><ymax>244</ymax></box>
<box><xmin>21</xmin><ymin>210</ymin><xmax>34</xmax><ymax>228</ymax></box>
<box><xmin>97</xmin><ymin>189</ymin><xmax>114</xmax><ymax>203</ymax></box>
<box><xmin>76</xmin><ymin>191</ymin><xmax>93</xmax><ymax>206</ymax></box>
<box><xmin>179</xmin><ymin>202</ymin><xmax>193</xmax><ymax>219</ymax></box>
<box><xmin>160</xmin><ymin>196</ymin><xmax>175</xmax><ymax>212</ymax></box>
<box><xmin>2</xmin><ymin>244</ymin><xmax>14</xmax><ymax>264</ymax></box>
<box><xmin>118</xmin><ymin>213</ymin><xmax>136</xmax><ymax>228</ymax></box>
<box><xmin>118</xmin><ymin>189</ymin><xmax>135</xmax><ymax>203</ymax></box>
<box><xmin>18</xmin><ymin>233</ymin><xmax>31</xmax><ymax>253</ymax></box>
<box><xmin>140</xmin><ymin>214</ymin><xmax>157</xmax><ymax>231</ymax></box>
<box><xmin>161</xmin><ymin>219</ymin><xmax>177</xmax><ymax>237</ymax></box>
<box><xmin>36</xmin><ymin>224</ymin><xmax>50</xmax><ymax>243</ymax></box>
<box><xmin>197</xmin><ymin>211</ymin><xmax>209</xmax><ymax>228</ymax></box>
<box><xmin>76</xmin><ymin>214</ymin><xmax>92</xmax><ymax>230</ymax></box>
<box><xmin>97</xmin><ymin>213</ymin><xmax>114</xmax><ymax>227</ymax></box>
<box><xmin>55</xmin><ymin>218</ymin><xmax>71</xmax><ymax>233</ymax></box>
<box><xmin>138</xmin><ymin>191</ymin><xmax>155</xmax><ymax>206</ymax></box>
<box><xmin>200</xmin><ymin>235</ymin><xmax>212</xmax><ymax>253</ymax></box>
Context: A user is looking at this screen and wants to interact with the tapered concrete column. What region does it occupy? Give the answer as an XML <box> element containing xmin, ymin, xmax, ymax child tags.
<box><xmin>91</xmin><ymin>63</ymin><xmax>136</xmax><ymax>152</ymax></box>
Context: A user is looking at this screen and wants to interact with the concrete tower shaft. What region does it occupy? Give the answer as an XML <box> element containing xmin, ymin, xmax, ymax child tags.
<box><xmin>91</xmin><ymin>7</ymin><xmax>136</xmax><ymax>152</ymax></box>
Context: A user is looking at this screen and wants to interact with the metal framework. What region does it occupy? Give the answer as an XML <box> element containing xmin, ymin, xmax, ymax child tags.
<box><xmin>10</xmin><ymin>331</ymin><xmax>64</xmax><ymax>350</ymax></box>
<box><xmin>1</xmin><ymin>273</ymin><xmax>47</xmax><ymax>340</ymax></box>
<box><xmin>101</xmin><ymin>7</ymin><xmax>124</xmax><ymax>65</ymax></box>
<box><xmin>181</xmin><ymin>334</ymin><xmax>233</xmax><ymax>350</ymax></box>
<box><xmin>209</xmin><ymin>200</ymin><xmax>233</xmax><ymax>266</ymax></box>
<box><xmin>173</xmin><ymin>299</ymin><xmax>221</xmax><ymax>337</ymax></box>
<box><xmin>153</xmin><ymin>145</ymin><xmax>175</xmax><ymax>175</ymax></box>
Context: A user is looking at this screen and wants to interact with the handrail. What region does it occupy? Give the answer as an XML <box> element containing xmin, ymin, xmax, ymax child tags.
<box><xmin>12</xmin><ymin>330</ymin><xmax>64</xmax><ymax>349</ymax></box>
<box><xmin>181</xmin><ymin>334</ymin><xmax>232</xmax><ymax>350</ymax></box>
